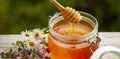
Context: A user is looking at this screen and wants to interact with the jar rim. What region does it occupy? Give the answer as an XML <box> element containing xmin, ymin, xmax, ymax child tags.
<box><xmin>48</xmin><ymin>11</ymin><xmax>98</xmax><ymax>44</ymax></box>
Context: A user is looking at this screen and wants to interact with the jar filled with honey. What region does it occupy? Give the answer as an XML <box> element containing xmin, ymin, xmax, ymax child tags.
<box><xmin>48</xmin><ymin>11</ymin><xmax>101</xmax><ymax>59</ymax></box>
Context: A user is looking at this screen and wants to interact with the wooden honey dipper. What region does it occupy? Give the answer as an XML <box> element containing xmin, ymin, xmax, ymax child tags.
<box><xmin>50</xmin><ymin>0</ymin><xmax>82</xmax><ymax>24</ymax></box>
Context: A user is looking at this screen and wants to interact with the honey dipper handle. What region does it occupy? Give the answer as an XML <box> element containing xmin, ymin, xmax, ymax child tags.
<box><xmin>50</xmin><ymin>0</ymin><xmax>65</xmax><ymax>11</ymax></box>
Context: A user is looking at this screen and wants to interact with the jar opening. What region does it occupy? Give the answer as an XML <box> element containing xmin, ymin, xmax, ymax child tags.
<box><xmin>49</xmin><ymin>11</ymin><xmax>98</xmax><ymax>44</ymax></box>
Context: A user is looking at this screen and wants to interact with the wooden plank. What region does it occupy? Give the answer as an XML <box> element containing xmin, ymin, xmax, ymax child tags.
<box><xmin>0</xmin><ymin>32</ymin><xmax>120</xmax><ymax>52</ymax></box>
<box><xmin>0</xmin><ymin>35</ymin><xmax>24</xmax><ymax>52</ymax></box>
<box><xmin>99</xmin><ymin>32</ymin><xmax>120</xmax><ymax>46</ymax></box>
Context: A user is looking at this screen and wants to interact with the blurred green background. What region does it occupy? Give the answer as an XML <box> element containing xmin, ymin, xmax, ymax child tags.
<box><xmin>0</xmin><ymin>0</ymin><xmax>120</xmax><ymax>34</ymax></box>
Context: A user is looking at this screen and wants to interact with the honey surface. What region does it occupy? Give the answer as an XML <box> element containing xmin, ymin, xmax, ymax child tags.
<box><xmin>48</xmin><ymin>21</ymin><xmax>98</xmax><ymax>59</ymax></box>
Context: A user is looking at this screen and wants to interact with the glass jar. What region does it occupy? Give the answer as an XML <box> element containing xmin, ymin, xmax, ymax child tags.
<box><xmin>48</xmin><ymin>11</ymin><xmax>101</xmax><ymax>59</ymax></box>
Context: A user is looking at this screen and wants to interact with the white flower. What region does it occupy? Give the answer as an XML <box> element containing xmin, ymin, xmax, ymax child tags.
<box><xmin>21</xmin><ymin>30</ymin><xmax>32</xmax><ymax>39</ymax></box>
<box><xmin>42</xmin><ymin>34</ymin><xmax>48</xmax><ymax>42</ymax></box>
<box><xmin>35</xmin><ymin>40</ymin><xmax>42</xmax><ymax>48</ymax></box>
<box><xmin>27</xmin><ymin>38</ymin><xmax>46</xmax><ymax>49</ymax></box>
<box><xmin>27</xmin><ymin>38</ymin><xmax>37</xmax><ymax>49</ymax></box>
<box><xmin>32</xmin><ymin>28</ymin><xmax>43</xmax><ymax>40</ymax></box>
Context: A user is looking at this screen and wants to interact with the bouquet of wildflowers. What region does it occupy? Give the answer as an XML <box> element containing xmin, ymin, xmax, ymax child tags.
<box><xmin>0</xmin><ymin>28</ymin><xmax>50</xmax><ymax>59</ymax></box>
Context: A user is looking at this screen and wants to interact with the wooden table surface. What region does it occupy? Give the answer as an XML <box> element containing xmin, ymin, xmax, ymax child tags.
<box><xmin>0</xmin><ymin>32</ymin><xmax>120</xmax><ymax>52</ymax></box>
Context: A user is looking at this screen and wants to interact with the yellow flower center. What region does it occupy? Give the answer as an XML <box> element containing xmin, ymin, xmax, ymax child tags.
<box><xmin>35</xmin><ymin>32</ymin><xmax>40</xmax><ymax>38</ymax></box>
<box><xmin>29</xmin><ymin>42</ymin><xmax>35</xmax><ymax>47</ymax></box>
<box><xmin>25</xmin><ymin>34</ymin><xmax>30</xmax><ymax>37</ymax></box>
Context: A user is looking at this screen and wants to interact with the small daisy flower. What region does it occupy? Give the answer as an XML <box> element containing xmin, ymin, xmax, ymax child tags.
<box><xmin>32</xmin><ymin>28</ymin><xmax>43</xmax><ymax>40</ymax></box>
<box><xmin>27</xmin><ymin>38</ymin><xmax>37</xmax><ymax>49</ymax></box>
<box><xmin>42</xmin><ymin>34</ymin><xmax>48</xmax><ymax>42</ymax></box>
<box><xmin>35</xmin><ymin>40</ymin><xmax>43</xmax><ymax>48</ymax></box>
<box><xmin>21</xmin><ymin>30</ymin><xmax>32</xmax><ymax>39</ymax></box>
<box><xmin>27</xmin><ymin>41</ymin><xmax>36</xmax><ymax>49</ymax></box>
